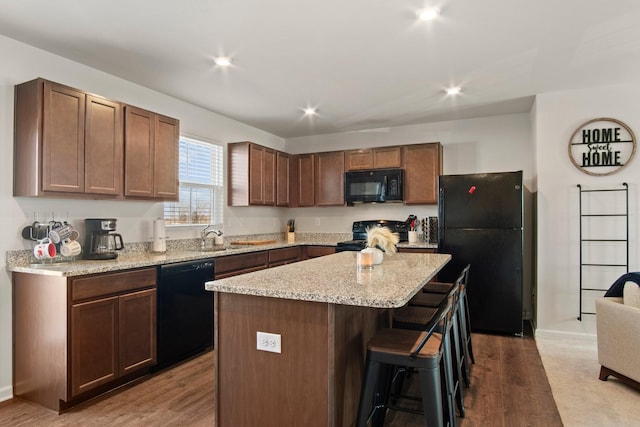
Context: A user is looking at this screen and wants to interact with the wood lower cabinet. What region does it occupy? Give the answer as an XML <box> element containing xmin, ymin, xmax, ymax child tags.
<box><xmin>13</xmin><ymin>267</ymin><xmax>157</xmax><ymax>412</ymax></box>
<box><xmin>71</xmin><ymin>296</ymin><xmax>119</xmax><ymax>396</ymax></box>
<box><xmin>303</xmin><ymin>245</ymin><xmax>337</xmax><ymax>259</ymax></box>
<box><xmin>397</xmin><ymin>247</ymin><xmax>436</xmax><ymax>253</ymax></box>
<box><xmin>71</xmin><ymin>287</ymin><xmax>156</xmax><ymax>395</ymax></box>
<box><xmin>215</xmin><ymin>251</ymin><xmax>269</xmax><ymax>278</ymax></box>
<box><xmin>402</xmin><ymin>143</ymin><xmax>442</xmax><ymax>204</ymax></box>
<box><xmin>315</xmin><ymin>151</ymin><xmax>345</xmax><ymax>206</ymax></box>
<box><xmin>124</xmin><ymin>105</ymin><xmax>178</xmax><ymax>200</ymax></box>
<box><xmin>268</xmin><ymin>246</ymin><xmax>301</xmax><ymax>267</ymax></box>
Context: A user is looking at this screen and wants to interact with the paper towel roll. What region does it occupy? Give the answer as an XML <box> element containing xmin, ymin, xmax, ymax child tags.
<box><xmin>152</xmin><ymin>218</ymin><xmax>166</xmax><ymax>253</ymax></box>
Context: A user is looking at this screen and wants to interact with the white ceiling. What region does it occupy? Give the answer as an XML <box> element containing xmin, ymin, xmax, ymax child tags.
<box><xmin>2</xmin><ymin>0</ymin><xmax>640</xmax><ymax>138</ymax></box>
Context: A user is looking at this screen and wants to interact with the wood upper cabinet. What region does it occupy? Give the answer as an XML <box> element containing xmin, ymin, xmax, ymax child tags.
<box><xmin>14</xmin><ymin>78</ymin><xmax>123</xmax><ymax>197</ymax></box>
<box><xmin>13</xmin><ymin>78</ymin><xmax>177</xmax><ymax>200</ymax></box>
<box><xmin>124</xmin><ymin>106</ymin><xmax>178</xmax><ymax>200</ymax></box>
<box><xmin>276</xmin><ymin>151</ymin><xmax>290</xmax><ymax>206</ymax></box>
<box><xmin>228</xmin><ymin>141</ymin><xmax>277</xmax><ymax>206</ymax></box>
<box><xmin>263</xmin><ymin>148</ymin><xmax>276</xmax><ymax>206</ymax></box>
<box><xmin>402</xmin><ymin>143</ymin><xmax>442</xmax><ymax>204</ymax></box>
<box><xmin>316</xmin><ymin>151</ymin><xmax>345</xmax><ymax>206</ymax></box>
<box><xmin>42</xmin><ymin>81</ymin><xmax>85</xmax><ymax>193</ymax></box>
<box><xmin>296</xmin><ymin>153</ymin><xmax>316</xmax><ymax>207</ymax></box>
<box><xmin>85</xmin><ymin>95</ymin><xmax>123</xmax><ymax>195</ymax></box>
<box><xmin>345</xmin><ymin>146</ymin><xmax>402</xmax><ymax>170</ymax></box>
<box><xmin>153</xmin><ymin>115</ymin><xmax>179</xmax><ymax>200</ymax></box>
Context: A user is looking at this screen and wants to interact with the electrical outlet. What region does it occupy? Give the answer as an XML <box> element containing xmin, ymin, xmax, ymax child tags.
<box><xmin>256</xmin><ymin>331</ymin><xmax>281</xmax><ymax>353</ymax></box>
<box><xmin>315</xmin><ymin>217</ymin><xmax>321</xmax><ymax>226</ymax></box>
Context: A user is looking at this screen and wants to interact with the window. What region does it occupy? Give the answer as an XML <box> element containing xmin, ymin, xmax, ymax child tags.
<box><xmin>164</xmin><ymin>136</ymin><xmax>224</xmax><ymax>226</ymax></box>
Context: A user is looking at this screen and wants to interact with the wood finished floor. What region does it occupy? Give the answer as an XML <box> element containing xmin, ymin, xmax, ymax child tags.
<box><xmin>0</xmin><ymin>330</ymin><xmax>562</xmax><ymax>427</ymax></box>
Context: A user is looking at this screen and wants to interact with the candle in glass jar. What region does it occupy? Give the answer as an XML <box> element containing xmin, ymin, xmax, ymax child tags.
<box><xmin>357</xmin><ymin>251</ymin><xmax>374</xmax><ymax>269</ymax></box>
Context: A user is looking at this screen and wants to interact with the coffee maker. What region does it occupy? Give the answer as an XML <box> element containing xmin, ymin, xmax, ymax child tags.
<box><xmin>84</xmin><ymin>218</ymin><xmax>124</xmax><ymax>260</ymax></box>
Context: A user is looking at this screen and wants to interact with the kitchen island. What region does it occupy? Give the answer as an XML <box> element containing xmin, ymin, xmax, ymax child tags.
<box><xmin>206</xmin><ymin>251</ymin><xmax>450</xmax><ymax>427</ymax></box>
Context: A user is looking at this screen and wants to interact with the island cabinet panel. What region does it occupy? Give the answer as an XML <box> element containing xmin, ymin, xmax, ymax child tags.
<box><xmin>345</xmin><ymin>146</ymin><xmax>402</xmax><ymax>170</ymax></box>
<box><xmin>215</xmin><ymin>293</ymin><xmax>389</xmax><ymax>427</ymax></box>
<box><xmin>214</xmin><ymin>251</ymin><xmax>269</xmax><ymax>279</ymax></box>
<box><xmin>315</xmin><ymin>151</ymin><xmax>345</xmax><ymax>206</ymax></box>
<box><xmin>402</xmin><ymin>142</ymin><xmax>442</xmax><ymax>204</ymax></box>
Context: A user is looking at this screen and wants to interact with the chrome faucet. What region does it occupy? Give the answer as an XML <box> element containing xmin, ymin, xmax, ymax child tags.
<box><xmin>200</xmin><ymin>225</ymin><xmax>222</xmax><ymax>250</ymax></box>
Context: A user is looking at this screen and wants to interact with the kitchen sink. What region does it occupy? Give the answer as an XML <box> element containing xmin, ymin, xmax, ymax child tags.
<box><xmin>192</xmin><ymin>246</ymin><xmax>229</xmax><ymax>252</ymax></box>
<box><xmin>28</xmin><ymin>262</ymin><xmax>73</xmax><ymax>268</ymax></box>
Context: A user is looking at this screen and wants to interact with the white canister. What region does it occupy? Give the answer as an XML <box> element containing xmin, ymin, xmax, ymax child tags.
<box><xmin>152</xmin><ymin>218</ymin><xmax>167</xmax><ymax>253</ymax></box>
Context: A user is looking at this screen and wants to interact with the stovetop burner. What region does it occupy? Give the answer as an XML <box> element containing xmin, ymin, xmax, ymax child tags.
<box><xmin>336</xmin><ymin>219</ymin><xmax>409</xmax><ymax>252</ymax></box>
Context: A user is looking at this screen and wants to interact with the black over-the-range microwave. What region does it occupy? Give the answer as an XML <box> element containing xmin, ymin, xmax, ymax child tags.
<box><xmin>344</xmin><ymin>168</ymin><xmax>403</xmax><ymax>205</ymax></box>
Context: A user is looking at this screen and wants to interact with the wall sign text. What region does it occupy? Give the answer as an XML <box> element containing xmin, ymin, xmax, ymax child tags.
<box><xmin>568</xmin><ymin>118</ymin><xmax>636</xmax><ymax>176</ymax></box>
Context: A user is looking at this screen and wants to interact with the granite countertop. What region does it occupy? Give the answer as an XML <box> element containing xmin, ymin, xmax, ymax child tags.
<box><xmin>6</xmin><ymin>236</ymin><xmax>438</xmax><ymax>277</ymax></box>
<box><xmin>206</xmin><ymin>251</ymin><xmax>451</xmax><ymax>308</ymax></box>
<box><xmin>6</xmin><ymin>241</ymin><xmax>304</xmax><ymax>277</ymax></box>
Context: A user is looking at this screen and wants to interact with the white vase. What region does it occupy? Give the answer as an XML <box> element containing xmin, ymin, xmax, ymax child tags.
<box><xmin>361</xmin><ymin>247</ymin><xmax>384</xmax><ymax>265</ymax></box>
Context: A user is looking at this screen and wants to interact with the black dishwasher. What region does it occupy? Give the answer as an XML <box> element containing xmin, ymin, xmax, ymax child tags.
<box><xmin>156</xmin><ymin>259</ymin><xmax>214</xmax><ymax>370</ymax></box>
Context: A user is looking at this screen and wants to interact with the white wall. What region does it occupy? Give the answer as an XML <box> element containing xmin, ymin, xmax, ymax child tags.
<box><xmin>535</xmin><ymin>83</ymin><xmax>640</xmax><ymax>338</ymax></box>
<box><xmin>0</xmin><ymin>35</ymin><xmax>286</xmax><ymax>401</ymax></box>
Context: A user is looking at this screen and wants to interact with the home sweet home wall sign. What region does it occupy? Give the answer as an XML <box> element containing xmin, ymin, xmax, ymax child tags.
<box><xmin>568</xmin><ymin>118</ymin><xmax>636</xmax><ymax>176</ymax></box>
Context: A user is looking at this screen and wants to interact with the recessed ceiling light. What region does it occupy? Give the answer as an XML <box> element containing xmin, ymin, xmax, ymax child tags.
<box><xmin>446</xmin><ymin>86</ymin><xmax>461</xmax><ymax>96</ymax></box>
<box><xmin>417</xmin><ymin>7</ymin><xmax>440</xmax><ymax>21</ymax></box>
<box><xmin>214</xmin><ymin>56</ymin><xmax>232</xmax><ymax>67</ymax></box>
<box><xmin>303</xmin><ymin>107</ymin><xmax>318</xmax><ymax>116</ymax></box>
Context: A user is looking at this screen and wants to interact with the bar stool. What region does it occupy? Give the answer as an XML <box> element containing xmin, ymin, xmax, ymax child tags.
<box><xmin>414</xmin><ymin>265</ymin><xmax>474</xmax><ymax>382</ymax></box>
<box><xmin>393</xmin><ymin>275</ymin><xmax>465</xmax><ymax>419</ymax></box>
<box><xmin>356</xmin><ymin>297</ymin><xmax>455</xmax><ymax>427</ymax></box>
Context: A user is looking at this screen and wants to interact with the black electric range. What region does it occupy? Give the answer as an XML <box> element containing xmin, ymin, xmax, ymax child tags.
<box><xmin>336</xmin><ymin>219</ymin><xmax>409</xmax><ymax>252</ymax></box>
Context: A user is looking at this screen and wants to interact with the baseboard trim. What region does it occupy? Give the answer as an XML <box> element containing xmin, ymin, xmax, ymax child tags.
<box><xmin>0</xmin><ymin>385</ymin><xmax>13</xmax><ymax>403</ymax></box>
<box><xmin>534</xmin><ymin>329</ymin><xmax>596</xmax><ymax>341</ymax></box>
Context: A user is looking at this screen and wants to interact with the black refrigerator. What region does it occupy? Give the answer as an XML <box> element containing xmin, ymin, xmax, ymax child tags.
<box><xmin>438</xmin><ymin>171</ymin><xmax>525</xmax><ymax>335</ymax></box>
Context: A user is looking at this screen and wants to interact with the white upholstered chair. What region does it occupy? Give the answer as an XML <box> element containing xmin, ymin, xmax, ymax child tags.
<box><xmin>596</xmin><ymin>282</ymin><xmax>640</xmax><ymax>390</ymax></box>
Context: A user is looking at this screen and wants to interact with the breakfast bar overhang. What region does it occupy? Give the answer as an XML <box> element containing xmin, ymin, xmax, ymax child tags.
<box><xmin>206</xmin><ymin>251</ymin><xmax>451</xmax><ymax>427</ymax></box>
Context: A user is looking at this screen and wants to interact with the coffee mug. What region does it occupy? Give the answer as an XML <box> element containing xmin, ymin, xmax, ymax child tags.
<box><xmin>60</xmin><ymin>239</ymin><xmax>82</xmax><ymax>257</ymax></box>
<box><xmin>50</xmin><ymin>224</ymin><xmax>78</xmax><ymax>243</ymax></box>
<box><xmin>34</xmin><ymin>238</ymin><xmax>56</xmax><ymax>259</ymax></box>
